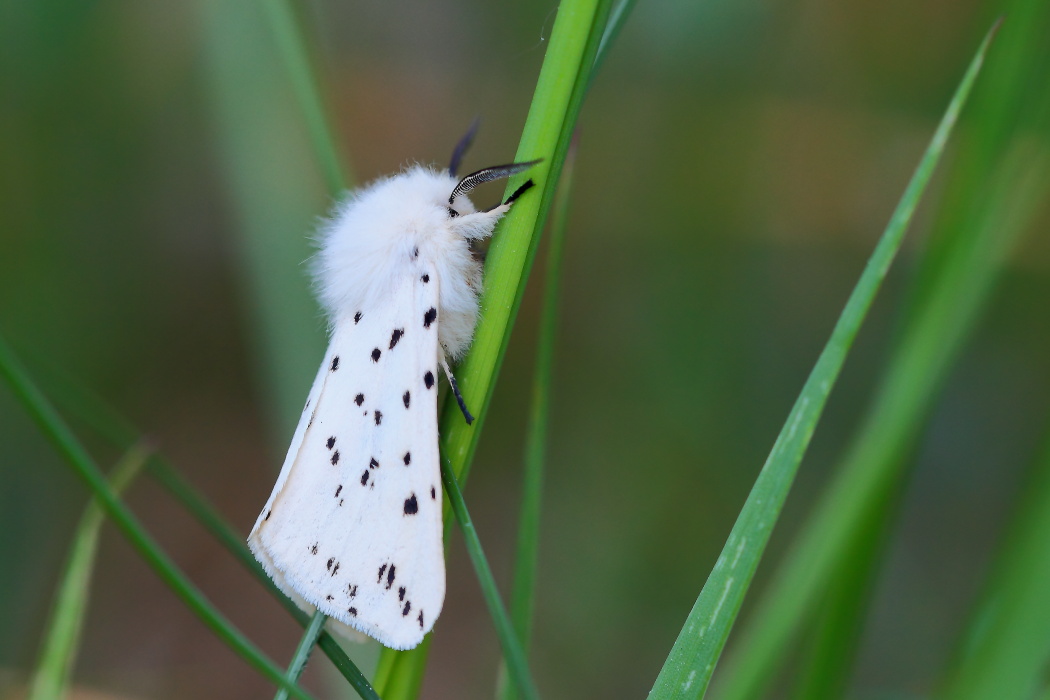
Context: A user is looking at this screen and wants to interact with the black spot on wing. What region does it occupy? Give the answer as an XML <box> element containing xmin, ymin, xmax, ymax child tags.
<box><xmin>370</xmin><ymin>457</ymin><xmax>379</xmax><ymax>469</ymax></box>
<box><xmin>335</xmin><ymin>485</ymin><xmax>342</xmax><ymax>497</ymax></box>
<box><xmin>398</xmin><ymin>587</ymin><xmax>406</xmax><ymax>601</ymax></box>
<box><xmin>386</xmin><ymin>564</ymin><xmax>396</xmax><ymax>588</ymax></box>
<box><xmin>354</xmin><ymin>311</ymin><xmax>362</xmax><ymax>324</ymax></box>
<box><xmin>377</xmin><ymin>564</ymin><xmax>387</xmax><ymax>583</ymax></box>
<box><xmin>412</xmin><ymin>246</ymin><xmax>419</xmax><ymax>258</ymax></box>
<box><xmin>330</xmin><ymin>356</ymin><xmax>340</xmax><ymax>371</ymax></box>
<box><xmin>404</xmin><ymin>494</ymin><xmax>419</xmax><ymax>515</ymax></box>
<box><xmin>402</xmin><ymin>600</ymin><xmax>412</xmax><ymax>616</ymax></box>
<box><xmin>374</xmin><ymin>410</ymin><xmax>383</xmax><ymax>426</ymax></box>
<box><xmin>348</xmin><ymin>584</ymin><xmax>357</xmax><ymax>598</ymax></box>
<box><xmin>332</xmin><ymin>562</ymin><xmax>340</xmax><ymax>576</ymax></box>
<box><xmin>326</xmin><ymin>595</ymin><xmax>334</xmax><ymax>601</ymax></box>
<box><xmin>424</xmin><ymin>371</ymin><xmax>435</xmax><ymax>389</ymax></box>
<box><xmin>326</xmin><ymin>436</ymin><xmax>336</xmax><ymax>450</ymax></box>
<box><xmin>330</xmin><ymin>450</ymin><xmax>340</xmax><ymax>465</ymax></box>
<box><xmin>403</xmin><ymin>452</ymin><xmax>411</xmax><ymax>466</ymax></box>
<box><xmin>310</xmin><ymin>543</ymin><xmax>318</xmax><ymax>555</ymax></box>
<box><xmin>349</xmin><ymin>607</ymin><xmax>358</xmax><ymax>616</ymax></box>
<box><xmin>403</xmin><ymin>391</ymin><xmax>411</xmax><ymax>408</ymax></box>
<box><xmin>371</xmin><ymin>348</ymin><xmax>382</xmax><ymax>362</ymax></box>
<box><xmin>360</xmin><ymin>470</ymin><xmax>369</xmax><ymax>486</ymax></box>
<box><xmin>421</xmin><ymin>273</ymin><xmax>430</xmax><ymax>283</ymax></box>
<box><xmin>423</xmin><ymin>307</ymin><xmax>437</xmax><ymax>328</ymax></box>
<box><xmin>389</xmin><ymin>328</ymin><xmax>404</xmax><ymax>350</ymax></box>
<box><xmin>354</xmin><ymin>393</ymin><xmax>364</xmax><ymax>406</ymax></box>
<box><xmin>327</xmin><ymin>558</ymin><xmax>334</xmax><ymax>571</ymax></box>
<box><xmin>417</xmin><ymin>610</ymin><xmax>424</xmax><ymax>629</ymax></box>
<box><xmin>264</xmin><ymin>509</ymin><xmax>271</xmax><ymax>520</ymax></box>
<box><xmin>431</xmin><ymin>486</ymin><xmax>436</xmax><ymax>500</ymax></box>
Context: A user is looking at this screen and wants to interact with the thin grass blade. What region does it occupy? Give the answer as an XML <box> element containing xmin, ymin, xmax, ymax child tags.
<box><xmin>274</xmin><ymin>610</ymin><xmax>328</xmax><ymax>700</ymax></box>
<box><xmin>374</xmin><ymin>0</ymin><xmax>612</xmax><ymax>694</ymax></box>
<box><xmin>27</xmin><ymin>443</ymin><xmax>150</xmax><ymax>700</ymax></box>
<box><xmin>196</xmin><ymin>0</ymin><xmax>329</xmax><ymax>440</ymax></box>
<box><xmin>648</xmin><ymin>23</ymin><xmax>996</xmax><ymax>700</ymax></box>
<box><xmin>0</xmin><ymin>335</ymin><xmax>317</xmax><ymax>700</ymax></box>
<box><xmin>440</xmin><ymin>461</ymin><xmax>541</xmax><ymax>700</ymax></box>
<box><xmin>497</xmin><ymin>136</ymin><xmax>578</xmax><ymax>700</ymax></box>
<box><xmin>714</xmin><ymin>15</ymin><xmax>1050</xmax><ymax>698</ymax></box>
<box><xmin>34</xmin><ymin>369</ymin><xmax>378</xmax><ymax>699</ymax></box>
<box><xmin>260</xmin><ymin>0</ymin><xmax>350</xmax><ymax>194</ymax></box>
<box><xmin>936</xmin><ymin>426</ymin><xmax>1050</xmax><ymax>699</ymax></box>
<box><xmin>787</xmin><ymin>141</ymin><xmax>1050</xmax><ymax>699</ymax></box>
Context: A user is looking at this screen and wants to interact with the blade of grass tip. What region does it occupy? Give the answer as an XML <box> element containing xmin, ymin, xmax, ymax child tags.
<box><xmin>274</xmin><ymin>610</ymin><xmax>327</xmax><ymax>700</ymax></box>
<box><xmin>787</xmin><ymin>137</ymin><xmax>1050</xmax><ymax>700</ymax></box>
<box><xmin>28</xmin><ymin>442</ymin><xmax>151</xmax><ymax>700</ymax></box>
<box><xmin>648</xmin><ymin>23</ymin><xmax>995</xmax><ymax>700</ymax></box>
<box><xmin>937</xmin><ymin>426</ymin><xmax>1050</xmax><ymax>700</ymax></box>
<box><xmin>440</xmin><ymin>460</ymin><xmax>541</xmax><ymax>700</ymax></box>
<box><xmin>497</xmin><ymin>135</ymin><xmax>579</xmax><ymax>700</ymax></box>
<box><xmin>33</xmin><ymin>371</ymin><xmax>379</xmax><ymax>699</ymax></box>
<box><xmin>373</xmin><ymin>0</ymin><xmax>612</xmax><ymax>695</ymax></box>
<box><xmin>717</xmin><ymin>51</ymin><xmax>1048</xmax><ymax>700</ymax></box>
<box><xmin>588</xmin><ymin>0</ymin><xmax>636</xmax><ymax>90</ymax></box>
<box><xmin>260</xmin><ymin>0</ymin><xmax>351</xmax><ymax>194</ymax></box>
<box><xmin>0</xmin><ymin>335</ymin><xmax>316</xmax><ymax>700</ymax></box>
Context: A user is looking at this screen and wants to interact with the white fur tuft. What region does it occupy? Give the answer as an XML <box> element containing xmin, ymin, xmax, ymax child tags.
<box><xmin>314</xmin><ymin>165</ymin><xmax>508</xmax><ymax>361</ymax></box>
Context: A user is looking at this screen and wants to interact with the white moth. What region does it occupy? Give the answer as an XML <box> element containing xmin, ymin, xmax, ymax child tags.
<box><xmin>248</xmin><ymin>130</ymin><xmax>539</xmax><ymax>651</ymax></box>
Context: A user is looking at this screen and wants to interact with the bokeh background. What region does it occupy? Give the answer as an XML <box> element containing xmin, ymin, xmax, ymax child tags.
<box><xmin>2</xmin><ymin>1</ymin><xmax>1048</xmax><ymax>698</ymax></box>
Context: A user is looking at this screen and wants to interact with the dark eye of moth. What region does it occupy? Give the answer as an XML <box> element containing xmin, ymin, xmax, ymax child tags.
<box><xmin>447</xmin><ymin>207</ymin><xmax>458</xmax><ymax>218</ymax></box>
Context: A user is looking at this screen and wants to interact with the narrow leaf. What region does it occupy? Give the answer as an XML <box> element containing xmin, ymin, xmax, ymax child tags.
<box><xmin>649</xmin><ymin>22</ymin><xmax>996</xmax><ymax>699</ymax></box>
<box><xmin>28</xmin><ymin>443</ymin><xmax>150</xmax><ymax>700</ymax></box>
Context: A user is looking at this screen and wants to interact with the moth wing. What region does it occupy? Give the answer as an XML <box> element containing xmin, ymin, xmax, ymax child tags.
<box><xmin>249</xmin><ymin>271</ymin><xmax>445</xmax><ymax>650</ymax></box>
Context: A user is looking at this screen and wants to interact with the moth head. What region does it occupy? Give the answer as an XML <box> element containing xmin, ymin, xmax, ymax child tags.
<box><xmin>446</xmin><ymin>160</ymin><xmax>542</xmax><ymax>218</ymax></box>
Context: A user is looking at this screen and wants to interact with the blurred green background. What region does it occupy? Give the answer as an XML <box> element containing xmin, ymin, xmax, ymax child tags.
<box><xmin>2</xmin><ymin>1</ymin><xmax>1047</xmax><ymax>698</ymax></box>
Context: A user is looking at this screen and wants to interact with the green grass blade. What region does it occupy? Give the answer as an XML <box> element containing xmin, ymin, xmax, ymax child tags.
<box><xmin>714</xmin><ymin>15</ymin><xmax>1050</xmax><ymax>698</ymax></box>
<box><xmin>196</xmin><ymin>0</ymin><xmax>328</xmax><ymax>439</ymax></box>
<box><xmin>27</xmin><ymin>443</ymin><xmax>150</xmax><ymax>700</ymax></box>
<box><xmin>648</xmin><ymin>23</ymin><xmax>996</xmax><ymax>700</ymax></box>
<box><xmin>441</xmin><ymin>460</ymin><xmax>541</xmax><ymax>700</ymax></box>
<box><xmin>497</xmin><ymin>137</ymin><xmax>578</xmax><ymax>700</ymax></box>
<box><xmin>787</xmin><ymin>140</ymin><xmax>1050</xmax><ymax>700</ymax></box>
<box><xmin>937</xmin><ymin>427</ymin><xmax>1050</xmax><ymax>699</ymax></box>
<box><xmin>0</xmin><ymin>335</ymin><xmax>317</xmax><ymax>700</ymax></box>
<box><xmin>34</xmin><ymin>370</ymin><xmax>379</xmax><ymax>699</ymax></box>
<box><xmin>436</xmin><ymin>0</ymin><xmax>612</xmax><ymax>487</ymax></box>
<box><xmin>260</xmin><ymin>0</ymin><xmax>350</xmax><ymax>194</ymax></box>
<box><xmin>274</xmin><ymin>610</ymin><xmax>327</xmax><ymax>700</ymax></box>
<box><xmin>589</xmin><ymin>0</ymin><xmax>636</xmax><ymax>89</ymax></box>
<box><xmin>374</xmin><ymin>0</ymin><xmax>612</xmax><ymax>695</ymax></box>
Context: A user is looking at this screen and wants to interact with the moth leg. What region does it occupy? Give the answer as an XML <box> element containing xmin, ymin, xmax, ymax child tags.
<box><xmin>481</xmin><ymin>178</ymin><xmax>536</xmax><ymax>213</ymax></box>
<box><xmin>441</xmin><ymin>358</ymin><xmax>474</xmax><ymax>425</ymax></box>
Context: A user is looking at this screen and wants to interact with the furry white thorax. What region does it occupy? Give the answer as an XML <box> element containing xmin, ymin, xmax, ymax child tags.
<box><xmin>314</xmin><ymin>166</ymin><xmax>510</xmax><ymax>361</ymax></box>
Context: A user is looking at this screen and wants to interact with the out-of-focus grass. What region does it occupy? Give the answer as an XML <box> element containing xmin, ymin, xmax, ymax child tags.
<box><xmin>648</xmin><ymin>22</ymin><xmax>996</xmax><ymax>699</ymax></box>
<box><xmin>4</xmin><ymin>1</ymin><xmax>1050</xmax><ymax>698</ymax></box>
<box><xmin>938</xmin><ymin>425</ymin><xmax>1050</xmax><ymax>699</ymax></box>
<box><xmin>27</xmin><ymin>443</ymin><xmax>149</xmax><ymax>700</ymax></box>
<box><xmin>714</xmin><ymin>7</ymin><xmax>1050</xmax><ymax>697</ymax></box>
<box><xmin>0</xmin><ymin>336</ymin><xmax>319</xmax><ymax>700</ymax></box>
